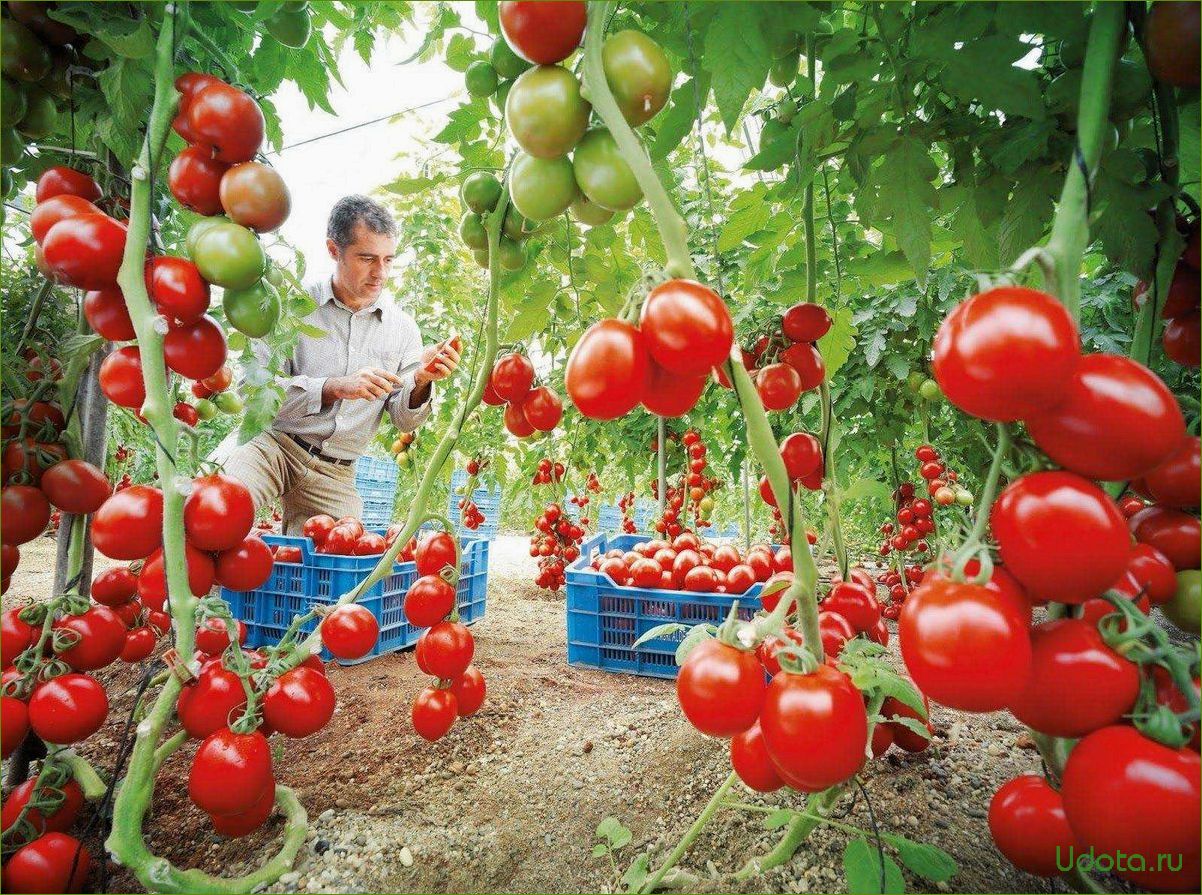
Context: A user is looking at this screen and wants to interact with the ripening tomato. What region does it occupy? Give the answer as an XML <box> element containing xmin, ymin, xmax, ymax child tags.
<box><xmin>566</xmin><ymin>319</ymin><xmax>651</xmax><ymax>419</ymax></box>
<box><xmin>498</xmin><ymin>1</ymin><xmax>586</xmax><ymax>64</ymax></box>
<box><xmin>522</xmin><ymin>385</ymin><xmax>564</xmax><ymax>431</ymax></box>
<box><xmin>450</xmin><ymin>666</ymin><xmax>486</xmax><ymax>716</ymax></box>
<box><xmin>1</xmin><ymin>832</ymin><xmax>92</xmax><ymax>895</ymax></box>
<box><xmin>40</xmin><ymin>459</ymin><xmax>111</xmax><ymax>515</ymax></box>
<box><xmin>416</xmin><ymin>531</ymin><xmax>458</xmax><ymax>577</ymax></box>
<box><xmin>263</xmin><ymin>666</ymin><xmax>335</xmax><ymax>738</ymax></box>
<box><xmin>321</xmin><ymin>604</ymin><xmax>379</xmax><ymax>660</ymax></box>
<box><xmin>41</xmin><ymin>213</ymin><xmax>127</xmax><ymax>290</ymax></box>
<box><xmin>412</xmin><ymin>686</ymin><xmax>458</xmax><ymax>741</ymax></box>
<box><xmin>219</xmin><ymin>161</ymin><xmax>291</xmax><ymax>233</ymax></box>
<box><xmin>1144</xmin><ymin>436</ymin><xmax>1200</xmax><ymax>509</ymax></box>
<box><xmin>506</xmin><ymin>65</ymin><xmax>590</xmax><ymax>159</ymax></box>
<box><xmin>91</xmin><ymin>485</ymin><xmax>163</xmax><ymax>560</ymax></box>
<box><xmin>184</xmin><ymin>473</ymin><xmax>254</xmax><ymax>552</ymax></box>
<box><xmin>990</xmin><ymin>471</ymin><xmax>1130</xmax><ymax>603</ymax></box>
<box><xmin>1061</xmin><ymin>726</ymin><xmax>1201</xmax><ymax>893</ymax></box>
<box><xmin>28</xmin><ymin>673</ymin><xmax>108</xmax><ymax>744</ymax></box>
<box><xmin>146</xmin><ymin>255</ymin><xmax>211</xmax><ymax>323</ymax></box>
<box><xmin>675</xmin><ymin>638</ymin><xmax>765</xmax><ymax>737</ymax></box>
<box><xmin>898</xmin><ymin>577</ymin><xmax>1031</xmax><ymax>712</ymax></box>
<box><xmin>759</xmin><ymin>664</ymin><xmax>867</xmax><ymax>792</ymax></box>
<box><xmin>1025</xmin><ymin>354</ymin><xmax>1185</xmax><ymax>481</ymax></box>
<box><xmin>640</xmin><ymin>279</ymin><xmax>734</xmax><ymax>377</ymax></box>
<box><xmin>1144</xmin><ymin>1</ymin><xmax>1200</xmax><ymax>88</ymax></box>
<box><xmin>988</xmin><ymin>776</ymin><xmax>1081</xmax><ymax>877</ymax></box>
<box><xmin>188</xmin><ymin>729</ymin><xmax>274</xmax><ymax>816</ymax></box>
<box><xmin>187</xmin><ymin>83</ymin><xmax>265</xmax><ymax>164</ymax></box>
<box><xmin>932</xmin><ymin>286</ymin><xmax>1080</xmax><ymax>422</ymax></box>
<box><xmin>730</xmin><ymin>721</ymin><xmax>785</xmax><ymax>792</ymax></box>
<box><xmin>755</xmin><ymin>363</ymin><xmax>802</xmax><ymax>410</ymax></box>
<box><xmin>83</xmin><ymin>287</ymin><xmax>136</xmax><ymax>341</ymax></box>
<box><xmin>1129</xmin><ymin>505</ymin><xmax>1201</xmax><ymax>571</ymax></box>
<box><xmin>602</xmin><ymin>29</ymin><xmax>671</xmax><ymax>126</ymax></box>
<box><xmin>1009</xmin><ymin>619</ymin><xmax>1140</xmax><ymax>738</ymax></box>
<box><xmin>404</xmin><ymin>575</ymin><xmax>457</xmax><ymax>627</ymax></box>
<box><xmin>30</xmin><ymin>193</ymin><xmax>100</xmax><ymax>244</ymax></box>
<box><xmin>98</xmin><ymin>345</ymin><xmax>146</xmax><ymax>409</ymax></box>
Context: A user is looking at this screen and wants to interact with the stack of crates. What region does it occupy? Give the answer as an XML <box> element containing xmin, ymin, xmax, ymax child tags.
<box><xmin>223</xmin><ymin>533</ymin><xmax>489</xmax><ymax>665</ymax></box>
<box><xmin>355</xmin><ymin>455</ymin><xmax>399</xmax><ymax>527</ymax></box>
<box><xmin>449</xmin><ymin>469</ymin><xmax>502</xmax><ymax>540</ymax></box>
<box><xmin>565</xmin><ymin>532</ymin><xmax>765</xmax><ymax>679</ymax></box>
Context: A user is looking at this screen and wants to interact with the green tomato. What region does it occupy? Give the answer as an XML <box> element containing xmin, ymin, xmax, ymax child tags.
<box><xmin>15</xmin><ymin>87</ymin><xmax>56</xmax><ymax>140</ymax></box>
<box><xmin>192</xmin><ymin>221</ymin><xmax>267</xmax><ymax>290</ymax></box>
<box><xmin>497</xmin><ymin>236</ymin><xmax>525</xmax><ymax>271</ymax></box>
<box><xmin>395</xmin><ymin>450</ymin><xmax>411</xmax><ymax>467</ymax></box>
<box><xmin>954</xmin><ymin>488</ymin><xmax>974</xmax><ymax>506</ymax></box>
<box><xmin>265</xmin><ymin>8</ymin><xmax>312</xmax><ymax>48</ymax></box>
<box><xmin>602</xmin><ymin>30</ymin><xmax>672</xmax><ymax>126</ymax></box>
<box><xmin>460</xmin><ymin>171</ymin><xmax>501</xmax><ymax>214</ymax></box>
<box><xmin>1059</xmin><ymin>37</ymin><xmax>1085</xmax><ymax>69</ymax></box>
<box><xmin>572</xmin><ymin>128</ymin><xmax>642</xmax><ymax>211</ymax></box>
<box><xmin>194</xmin><ymin>398</ymin><xmax>217</xmax><ymax>420</ymax></box>
<box><xmin>502</xmin><ymin>207</ymin><xmax>536</xmax><ymax>241</ymax></box>
<box><xmin>777</xmin><ymin>97</ymin><xmax>798</xmax><ymax>125</ymax></box>
<box><xmin>465</xmin><ymin>60</ymin><xmax>499</xmax><ymax>98</ymax></box>
<box><xmin>472</xmin><ymin>247</ymin><xmax>491</xmax><ymax>269</ymax></box>
<box><xmin>570</xmin><ymin>195</ymin><xmax>615</xmax><ymax>227</ymax></box>
<box><xmin>490</xmin><ymin>38</ymin><xmax>532</xmax><ymax>79</ymax></box>
<box><xmin>1</xmin><ymin>78</ymin><xmax>26</xmax><ymax>125</ymax></box>
<box><xmin>186</xmin><ymin>216</ymin><xmax>231</xmax><ymax>259</ymax></box>
<box><xmin>1</xmin><ymin>21</ymin><xmax>51</xmax><ymax>82</ymax></box>
<box><xmin>506</xmin><ymin>65</ymin><xmax>590</xmax><ymax>159</ymax></box>
<box><xmin>223</xmin><ymin>279</ymin><xmax>281</xmax><ymax>338</ymax></box>
<box><xmin>492</xmin><ymin>78</ymin><xmax>512</xmax><ymax>115</ymax></box>
<box><xmin>768</xmin><ymin>51</ymin><xmax>799</xmax><ymax>88</ymax></box>
<box><xmin>1047</xmin><ymin>69</ymin><xmax>1082</xmax><ymax>119</ymax></box>
<box><xmin>214</xmin><ymin>392</ymin><xmax>244</xmax><ymax>414</ymax></box>
<box><xmin>698</xmin><ymin>495</ymin><xmax>714</xmax><ymax>515</ymax></box>
<box><xmin>264</xmin><ymin>264</ymin><xmax>285</xmax><ymax>289</ymax></box>
<box><xmin>759</xmin><ymin>117</ymin><xmax>788</xmax><ymax>153</ymax></box>
<box><xmin>1</xmin><ymin>128</ymin><xmax>26</xmax><ymax>167</ymax></box>
<box><xmin>509</xmin><ymin>152</ymin><xmax>577</xmax><ymax>221</ymax></box>
<box><xmin>918</xmin><ymin>379</ymin><xmax>941</xmax><ymax>401</ymax></box>
<box><xmin>907</xmin><ymin>371</ymin><xmax>924</xmax><ymax>392</ymax></box>
<box><xmin>459</xmin><ymin>212</ymin><xmax>489</xmax><ymax>250</ymax></box>
<box><xmin>1111</xmin><ymin>58</ymin><xmax>1152</xmax><ymax>118</ymax></box>
<box><xmin>1164</xmin><ymin>570</ymin><xmax>1201</xmax><ymax>632</ymax></box>
<box><xmin>768</xmin><ymin>29</ymin><xmax>801</xmax><ymax>59</ymax></box>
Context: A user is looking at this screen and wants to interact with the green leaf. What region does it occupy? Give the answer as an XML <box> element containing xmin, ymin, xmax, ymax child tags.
<box><xmin>1093</xmin><ymin>174</ymin><xmax>1169</xmax><ymax>278</ymax></box>
<box><xmin>445</xmin><ymin>33</ymin><xmax>478</xmax><ymax>72</ymax></box>
<box><xmin>883</xmin><ymin>835</ymin><xmax>958</xmax><ymax>883</ymax></box>
<box><xmin>296</xmin><ymin>323</ymin><xmax>328</xmax><ymax>339</ymax></box>
<box><xmin>764</xmin><ymin>808</ymin><xmax>795</xmax><ymax>830</ymax></box>
<box><xmin>718</xmin><ymin>184</ymin><xmax>772</xmax><ymax>253</ymax></box>
<box><xmin>841</xmin><ymin>478</ymin><xmax>892</xmax><ymax>503</ymax></box>
<box><xmin>702</xmin><ymin>4</ymin><xmax>771</xmax><ymax>133</ymax></box>
<box><xmin>632</xmin><ymin>622</ymin><xmax>689</xmax><ymax>649</ymax></box>
<box><xmin>622</xmin><ymin>853</ymin><xmax>650</xmax><ymax>892</ymax></box>
<box><xmin>998</xmin><ymin>168</ymin><xmax>1059</xmax><ymax>265</ymax></box>
<box><xmin>650</xmin><ymin>76</ymin><xmax>709</xmax><ymax>162</ymax></box>
<box><xmin>875</xmin><ymin>137</ymin><xmax>937</xmax><ymax>284</ymax></box>
<box><xmin>596</xmin><ymin>816</ymin><xmax>622</xmax><ymax>841</ymax></box>
<box><xmin>940</xmin><ymin>36</ymin><xmax>1047</xmax><ymax>120</ymax></box>
<box><xmin>818</xmin><ymin>306</ymin><xmax>856</xmax><ymax>378</ymax></box>
<box><xmin>952</xmin><ymin>189</ymin><xmax>999</xmax><ymax>271</ymax></box>
<box><xmin>843</xmin><ymin>838</ymin><xmax>906</xmax><ymax>895</ymax></box>
<box><xmin>591</xmin><ymin>843</ymin><xmax>609</xmax><ymax>858</ymax></box>
<box><xmin>675</xmin><ymin>623</ymin><xmax>715</xmax><ymax>666</ymax></box>
<box><xmin>383</xmin><ymin>174</ymin><xmax>447</xmax><ymax>196</ymax></box>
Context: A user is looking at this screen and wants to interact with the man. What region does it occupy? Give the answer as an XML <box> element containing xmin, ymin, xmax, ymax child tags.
<box><xmin>220</xmin><ymin>195</ymin><xmax>459</xmax><ymax>535</ymax></box>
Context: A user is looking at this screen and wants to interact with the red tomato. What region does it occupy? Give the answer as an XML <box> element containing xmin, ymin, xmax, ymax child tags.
<box><xmin>263</xmin><ymin>666</ymin><xmax>336</xmax><ymax>738</ymax></box>
<box><xmin>923</xmin><ymin>559</ymin><xmax>1038</xmax><ymax>614</ymax></box>
<box><xmin>565</xmin><ymin>319</ymin><xmax>651</xmax><ymax>420</ymax></box>
<box><xmin>822</xmin><ymin>582</ymin><xmax>881</xmax><ymax>633</ymax></box>
<box><xmin>1143</xmin><ymin>436</ymin><xmax>1200</xmax><ymax>509</ymax></box>
<box><xmin>683</xmin><ymin>565</ymin><xmax>719</xmax><ymax>592</ymax></box>
<box><xmin>2</xmin><ymin>696</ymin><xmax>29</xmax><ymax>758</ymax></box>
<box><xmin>176</xmin><ymin>664</ymin><xmax>247</xmax><ymax>739</ymax></box>
<box><xmin>164</xmin><ymin>314</ymin><xmax>228</xmax><ymax>382</ymax></box>
<box><xmin>172</xmin><ymin>72</ymin><xmax>225</xmax><ymax>139</ymax></box>
<box><xmin>759</xmin><ymin>664</ymin><xmax>867</xmax><ymax>791</ymax></box>
<box><xmin>302</xmin><ymin>514</ymin><xmax>337</xmax><ymax>546</ymax></box>
<box><xmin>670</xmin><ymin>549</ymin><xmax>703</xmax><ymax>588</ymax></box>
<box><xmin>91</xmin><ymin>567</ymin><xmax>137</xmax><ymax>607</ymax></box>
<box><xmin>881</xmin><ymin>695</ymin><xmax>932</xmax><ymax>752</ymax></box>
<box><xmin>675</xmin><ymin>638</ymin><xmax>765</xmax><ymax>737</ymax></box>
<box><xmin>52</xmin><ymin>605</ymin><xmax>126</xmax><ymax>671</ymax></box>
<box><xmin>2</xmin><ymin>606</ymin><xmax>35</xmax><ymax>666</ymax></box>
<box><xmin>641</xmin><ymin>360</ymin><xmax>707</xmax><ymax>417</ymax></box>
<box><xmin>725</xmin><ymin>564</ymin><xmax>756</xmax><ymax>595</ymax></box>
<box><xmin>522</xmin><ymin>385</ymin><xmax>564</xmax><ymax>430</ymax></box>
<box><xmin>1162</xmin><ymin>311</ymin><xmax>1200</xmax><ymax>367</ymax></box>
<box><xmin>274</xmin><ymin>545</ymin><xmax>302</xmax><ymax>564</ymax></box>
<box><xmin>0</xmin><ymin>484</ymin><xmax>50</xmax><ymax>546</ymax></box>
<box><xmin>1125</xmin><ymin>543</ymin><xmax>1179</xmax><ymax>605</ymax></box>
<box><xmin>416</xmin><ymin>530</ymin><xmax>458</xmax><ymax>577</ymax></box>
<box><xmin>1150</xmin><ymin>665</ymin><xmax>1201</xmax><ymax>751</ymax></box>
<box><xmin>187</xmin><ymin>83</ymin><xmax>265</xmax><ymax>164</ymax></box>
<box><xmin>780</xmin><ymin>342</ymin><xmax>825</xmax><ymax>391</ymax></box>
<box><xmin>629</xmin><ymin>557</ymin><xmax>662</xmax><ymax>588</ymax></box>
<box><xmin>450</xmin><ymin>666</ymin><xmax>486</xmax><ymax>716</ymax></box>
<box><xmin>201</xmin><ymin>364</ymin><xmax>233</xmax><ymax>393</ymax></box>
<box><xmin>503</xmin><ymin>400</ymin><xmax>535</xmax><ymax>438</ymax></box>
<box><xmin>755</xmin><ymin>363</ymin><xmax>802</xmax><ymax>410</ymax></box>
<box><xmin>321</xmin><ymin>604</ymin><xmax>379</xmax><ymax>660</ymax></box>
<box><xmin>188</xmin><ymin>729</ymin><xmax>274</xmax><ymax>816</ymax></box>
<box><xmin>98</xmin><ymin>344</ymin><xmax>146</xmax><ymax>409</ymax></box>
<box><xmin>988</xmin><ymin>776</ymin><xmax>1081</xmax><ymax>877</ymax></box>
<box><xmin>990</xmin><ymin>471</ymin><xmax>1130</xmax><ymax>603</ymax></box>
<box><xmin>215</xmin><ymin>536</ymin><xmax>274</xmax><ymax>591</ymax></box>
<box><xmin>353</xmin><ymin>532</ymin><xmax>387</xmax><ymax>555</ymax></box>
<box><xmin>404</xmin><ymin>575</ymin><xmax>456</xmax><ymax>627</ymax></box>
<box><xmin>640</xmin><ymin>279</ymin><xmax>734</xmax><ymax>376</ymax></box>
<box><xmin>898</xmin><ymin>577</ymin><xmax>1031</xmax><ymax>712</ymax></box>
<box><xmin>1129</xmin><ymin>506</ymin><xmax>1201</xmax><ymax>571</ymax></box>
<box><xmin>744</xmin><ymin>549</ymin><xmax>773</xmax><ymax>582</ymax></box>
<box><xmin>1025</xmin><ymin>354</ymin><xmax>1185</xmax><ymax>481</ymax></box>
<box><xmin>730</xmin><ymin>721</ymin><xmax>785</xmax><ymax>792</ymax></box>
<box><xmin>137</xmin><ymin>544</ymin><xmax>216</xmax><ymax>610</ymax></box>
<box><xmin>1</xmin><ymin>832</ymin><xmax>91</xmax><ymax>894</ymax></box>
<box><xmin>1061</xmin><ymin>727</ymin><xmax>1200</xmax><ymax>893</ymax></box>
<box><xmin>781</xmin><ymin>302</ymin><xmax>832</xmax><ymax>343</ymax></box>
<box><xmin>1</xmin><ymin>777</ymin><xmax>84</xmax><ymax>836</ymax></box>
<box><xmin>120</xmin><ymin>626</ymin><xmax>156</xmax><ymax>662</ymax></box>
<box><xmin>41</xmin><ymin>213</ymin><xmax>128</xmax><ymax>290</ymax></box>
<box><xmin>194</xmin><ymin>617</ymin><xmax>247</xmax><ymax>657</ymax></box>
<box><xmin>419</xmin><ymin>620</ymin><xmax>475</xmax><ymax>680</ymax></box>
<box><xmin>209</xmin><ymin>784</ymin><xmax>274</xmax><ymax>838</ymax></box>
<box><xmin>91</xmin><ymin>485</ymin><xmax>163</xmax><ymax>560</ymax></box>
<box><xmin>184</xmin><ymin>473</ymin><xmax>254</xmax><ymax>552</ymax></box>
<box><xmin>35</xmin><ymin>165</ymin><xmax>102</xmax><ymax>204</ymax></box>
<box><xmin>780</xmin><ymin>432</ymin><xmax>822</xmax><ymax>480</ymax></box>
<box><xmin>28</xmin><ymin>673</ymin><xmax>108</xmax><ymax>744</ymax></box>
<box><xmin>490</xmin><ymin>353</ymin><xmax>535</xmax><ymax>403</ymax></box>
<box><xmin>30</xmin><ymin>194</ymin><xmax>101</xmax><ymax>244</ymax></box>
<box><xmin>412</xmin><ymin>686</ymin><xmax>458</xmax><ymax>741</ymax></box>
<box><xmin>168</xmin><ymin>145</ymin><xmax>229</xmax><ymax>214</ymax></box>
<box><xmin>40</xmin><ymin>459</ymin><xmax>111</xmax><ymax>515</ymax></box>
<box><xmin>499</xmin><ymin>0</ymin><xmax>587</xmax><ymax>64</ymax></box>
<box><xmin>146</xmin><ymin>255</ymin><xmax>211</xmax><ymax>323</ymax></box>
<box><xmin>1009</xmin><ymin>619</ymin><xmax>1140</xmax><ymax>738</ymax></box>
<box><xmin>932</xmin><ymin>286</ymin><xmax>1080</xmax><ymax>422</ymax></box>
<box><xmin>321</xmin><ymin>524</ymin><xmax>360</xmax><ymax>555</ymax></box>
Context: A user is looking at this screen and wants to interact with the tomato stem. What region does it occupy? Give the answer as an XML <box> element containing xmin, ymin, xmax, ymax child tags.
<box><xmin>656</xmin><ymin>416</ymin><xmax>667</xmax><ymax>521</ymax></box>
<box><xmin>818</xmin><ymin>380</ymin><xmax>848</xmax><ymax>580</ymax></box>
<box><xmin>636</xmin><ymin>770</ymin><xmax>738</xmax><ymax>894</ymax></box>
<box><xmin>948</xmin><ymin>423</ymin><xmax>1009</xmax><ymax>581</ymax></box>
<box><xmin>733</xmin><ymin>784</ymin><xmax>847</xmax><ymax>879</ymax></box>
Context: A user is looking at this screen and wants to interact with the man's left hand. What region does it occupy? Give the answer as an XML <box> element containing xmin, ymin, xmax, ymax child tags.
<box><xmin>415</xmin><ymin>338</ymin><xmax>461</xmax><ymax>387</ymax></box>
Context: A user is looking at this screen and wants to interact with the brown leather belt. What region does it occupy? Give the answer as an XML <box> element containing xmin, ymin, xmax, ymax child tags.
<box><xmin>287</xmin><ymin>433</ymin><xmax>355</xmax><ymax>466</ymax></box>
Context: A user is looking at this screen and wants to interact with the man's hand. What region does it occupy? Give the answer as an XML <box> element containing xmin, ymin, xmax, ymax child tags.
<box><xmin>323</xmin><ymin>367</ymin><xmax>404</xmax><ymax>403</ymax></box>
<box><xmin>414</xmin><ymin>338</ymin><xmax>462</xmax><ymax>387</ymax></box>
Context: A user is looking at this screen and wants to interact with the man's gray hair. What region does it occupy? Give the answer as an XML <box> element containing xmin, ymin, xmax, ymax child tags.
<box><xmin>327</xmin><ymin>195</ymin><xmax>398</xmax><ymax>249</ymax></box>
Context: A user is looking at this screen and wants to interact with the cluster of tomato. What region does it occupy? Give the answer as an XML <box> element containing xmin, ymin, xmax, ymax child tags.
<box><xmin>617</xmin><ymin>490</ymin><xmax>638</xmax><ymax>534</ymax></box>
<box><xmin>300</xmin><ymin>513</ymin><xmax>404</xmax><ymax>558</ymax></box>
<box><xmin>389</xmin><ymin>429</ymin><xmax>416</xmax><ymax>468</ymax></box>
<box><xmin>401</xmin><ymin>531</ymin><xmax>486</xmax><ymax>741</ymax></box>
<box><xmin>530</xmin><ymin>456</ymin><xmax>565</xmax><ymax>486</ymax></box>
<box><xmin>590</xmin><ymin>531</ymin><xmax>783</xmax><ymax>598</ymax></box>
<box><xmin>530</xmin><ymin>501</ymin><xmax>588</xmax><ymax>593</ymax></box>
<box><xmin>650</xmin><ymin>430</ymin><xmax>722</xmax><ymax>536</ymax></box>
<box><xmin>876</xmin><ymin>564</ymin><xmax>924</xmax><ymax>620</ymax></box>
<box><xmin>893</xmin><ymin>284</ymin><xmax>1201</xmax><ymax>891</ymax></box>
<box><xmin>457</xmin><ymin>169</ymin><xmax>537</xmax><ymax>271</ymax></box>
<box><xmin>1140</xmin><ymin>218</ymin><xmax>1200</xmax><ymax>367</ymax></box>
<box><xmin>735</xmin><ymin>301</ymin><xmax>832</xmax><ymax>411</ymax></box>
<box><xmin>482</xmin><ymin>351</ymin><xmax>564</xmax><ymax>438</ymax></box>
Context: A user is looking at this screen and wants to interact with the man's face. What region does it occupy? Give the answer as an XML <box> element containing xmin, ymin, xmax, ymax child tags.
<box><xmin>328</xmin><ymin>222</ymin><xmax>398</xmax><ymax>302</ymax></box>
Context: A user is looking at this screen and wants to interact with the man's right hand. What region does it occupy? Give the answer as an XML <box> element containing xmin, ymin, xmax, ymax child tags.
<box><xmin>322</xmin><ymin>368</ymin><xmax>404</xmax><ymax>402</ymax></box>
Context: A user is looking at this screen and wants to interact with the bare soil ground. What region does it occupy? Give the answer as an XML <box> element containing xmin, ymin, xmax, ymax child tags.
<box><xmin>5</xmin><ymin>533</ymin><xmax>1061</xmax><ymax>894</ymax></box>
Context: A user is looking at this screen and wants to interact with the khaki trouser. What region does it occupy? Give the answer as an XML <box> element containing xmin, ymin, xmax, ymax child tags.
<box><xmin>215</xmin><ymin>431</ymin><xmax>361</xmax><ymax>536</ymax></box>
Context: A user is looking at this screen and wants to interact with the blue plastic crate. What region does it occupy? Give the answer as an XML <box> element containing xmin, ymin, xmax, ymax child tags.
<box><xmin>222</xmin><ymin>533</ymin><xmax>489</xmax><ymax>665</ymax></box>
<box><xmin>355</xmin><ymin>455</ymin><xmax>399</xmax><ymax>527</ymax></box>
<box><xmin>450</xmin><ymin>469</ymin><xmax>503</xmax><ymax>540</ymax></box>
<box><xmin>597</xmin><ymin>504</ymin><xmax>623</xmax><ymax>531</ymax></box>
<box><xmin>360</xmin><ymin>495</ymin><xmax>395</xmax><ymax>528</ymax></box>
<box><xmin>565</xmin><ymin>532</ymin><xmax>764</xmax><ymax>679</ymax></box>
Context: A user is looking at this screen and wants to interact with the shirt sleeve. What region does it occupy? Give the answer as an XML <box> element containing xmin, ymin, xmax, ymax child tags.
<box><xmin>385</xmin><ymin>314</ymin><xmax>432</xmax><ymax>432</ymax></box>
<box><xmin>253</xmin><ymin>337</ymin><xmax>326</xmax><ymax>423</ymax></box>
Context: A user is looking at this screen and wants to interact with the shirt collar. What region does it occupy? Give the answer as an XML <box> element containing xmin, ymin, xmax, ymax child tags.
<box><xmin>321</xmin><ymin>277</ymin><xmax>386</xmax><ymax>319</ymax></box>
